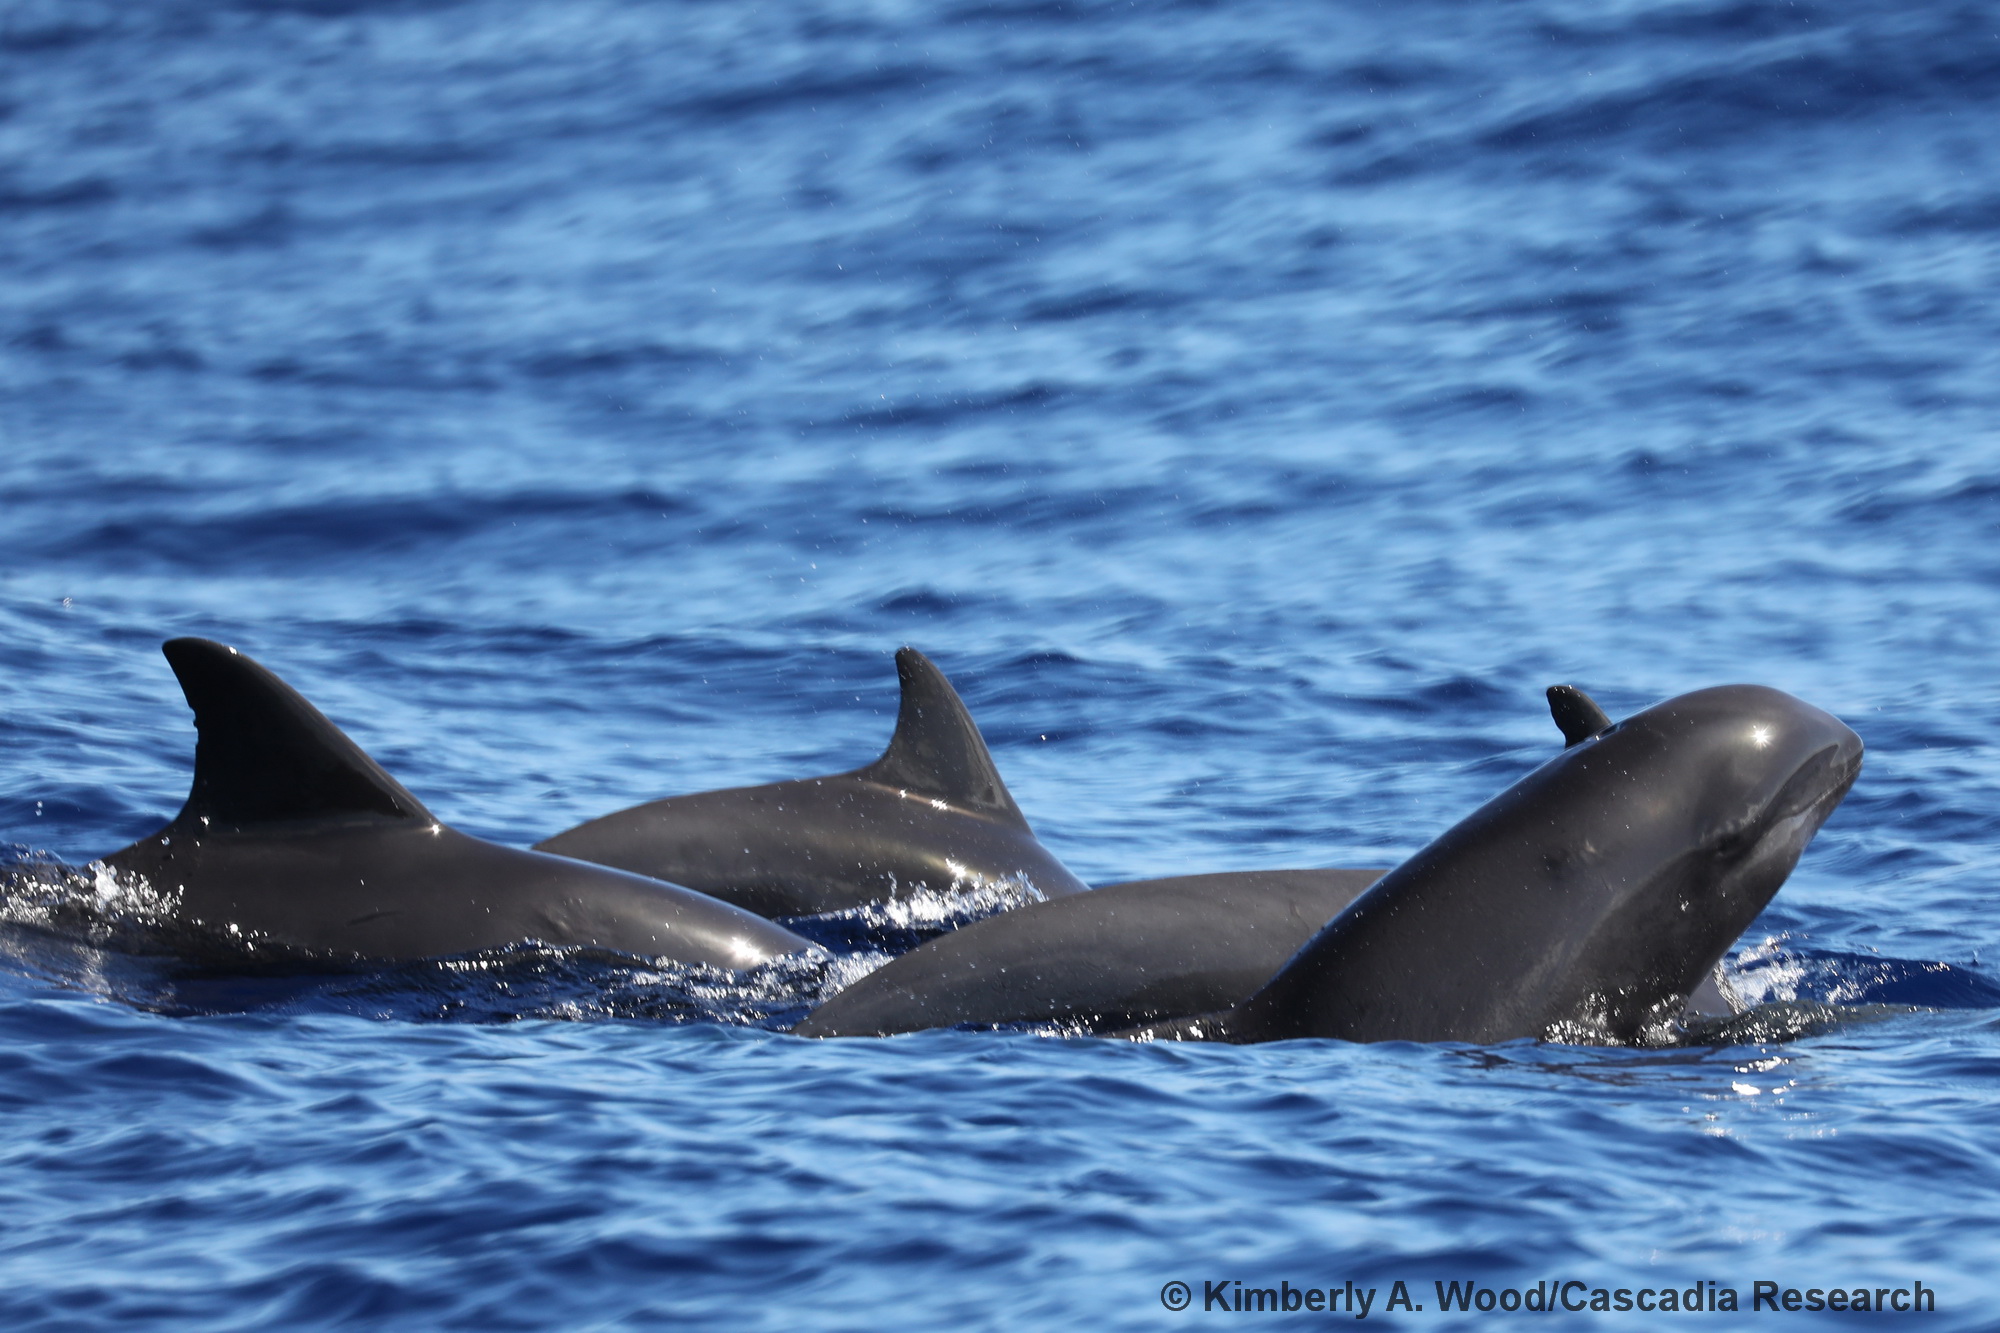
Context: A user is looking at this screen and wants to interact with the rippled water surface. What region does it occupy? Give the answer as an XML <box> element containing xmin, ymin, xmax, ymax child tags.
<box><xmin>4</xmin><ymin>1</ymin><xmax>2000</xmax><ymax>1327</ymax></box>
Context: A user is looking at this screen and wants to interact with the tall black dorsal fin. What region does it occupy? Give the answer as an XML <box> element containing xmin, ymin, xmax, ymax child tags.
<box><xmin>1547</xmin><ymin>684</ymin><xmax>1614</xmax><ymax>748</ymax></box>
<box><xmin>163</xmin><ymin>638</ymin><xmax>431</xmax><ymax>826</ymax></box>
<box><xmin>852</xmin><ymin>648</ymin><xmax>1028</xmax><ymax>827</ymax></box>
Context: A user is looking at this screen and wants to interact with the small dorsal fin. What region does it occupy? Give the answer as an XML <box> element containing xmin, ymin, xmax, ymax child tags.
<box><xmin>1546</xmin><ymin>684</ymin><xmax>1614</xmax><ymax>748</ymax></box>
<box><xmin>852</xmin><ymin>648</ymin><xmax>1029</xmax><ymax>827</ymax></box>
<box><xmin>163</xmin><ymin>638</ymin><xmax>431</xmax><ymax>826</ymax></box>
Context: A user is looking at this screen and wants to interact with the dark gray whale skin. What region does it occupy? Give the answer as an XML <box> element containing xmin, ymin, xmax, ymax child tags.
<box><xmin>793</xmin><ymin>868</ymin><xmax>1391</xmax><ymax>1037</ymax></box>
<box><xmin>1138</xmin><ymin>684</ymin><xmax>1863</xmax><ymax>1046</ymax></box>
<box><xmin>102</xmin><ymin>639</ymin><xmax>809</xmax><ymax>967</ymax></box>
<box><xmin>793</xmin><ymin>682</ymin><xmax>1745</xmax><ymax>1041</ymax></box>
<box><xmin>534</xmin><ymin>649</ymin><xmax>1087</xmax><ymax>919</ymax></box>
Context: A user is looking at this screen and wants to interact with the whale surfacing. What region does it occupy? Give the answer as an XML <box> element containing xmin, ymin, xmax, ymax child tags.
<box><xmin>102</xmin><ymin>639</ymin><xmax>809</xmax><ymax>967</ymax></box>
<box><xmin>792</xmin><ymin>868</ymin><xmax>1390</xmax><ymax>1037</ymax></box>
<box><xmin>535</xmin><ymin>648</ymin><xmax>1087</xmax><ymax>918</ymax></box>
<box><xmin>1138</xmin><ymin>684</ymin><xmax>1863</xmax><ymax>1046</ymax></box>
<box><xmin>793</xmin><ymin>683</ymin><xmax>1860</xmax><ymax>1046</ymax></box>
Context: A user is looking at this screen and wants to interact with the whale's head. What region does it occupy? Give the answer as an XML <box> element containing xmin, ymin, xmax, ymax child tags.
<box><xmin>1574</xmin><ymin>683</ymin><xmax>1862</xmax><ymax>913</ymax></box>
<box><xmin>1516</xmin><ymin>683</ymin><xmax>1863</xmax><ymax>1039</ymax></box>
<box><xmin>1226</xmin><ymin>682</ymin><xmax>1863</xmax><ymax>1046</ymax></box>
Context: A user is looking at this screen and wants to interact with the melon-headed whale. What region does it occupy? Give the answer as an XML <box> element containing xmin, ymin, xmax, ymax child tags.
<box><xmin>797</xmin><ymin>684</ymin><xmax>1860</xmax><ymax>1043</ymax></box>
<box><xmin>534</xmin><ymin>648</ymin><xmax>1087</xmax><ymax>918</ymax></box>
<box><xmin>792</xmin><ymin>867</ymin><xmax>1389</xmax><ymax>1037</ymax></box>
<box><xmin>1136</xmin><ymin>683</ymin><xmax>1863</xmax><ymax>1045</ymax></box>
<box><xmin>101</xmin><ymin>639</ymin><xmax>810</xmax><ymax>967</ymax></box>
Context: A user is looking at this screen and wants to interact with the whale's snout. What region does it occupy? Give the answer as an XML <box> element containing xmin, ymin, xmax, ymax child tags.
<box><xmin>1762</xmin><ymin>699</ymin><xmax>1863</xmax><ymax>829</ymax></box>
<box><xmin>1777</xmin><ymin>736</ymin><xmax>1862</xmax><ymax>822</ymax></box>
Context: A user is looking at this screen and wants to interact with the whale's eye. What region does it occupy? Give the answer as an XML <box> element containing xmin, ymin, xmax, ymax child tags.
<box><xmin>1711</xmin><ymin>826</ymin><xmax>1755</xmax><ymax>860</ymax></box>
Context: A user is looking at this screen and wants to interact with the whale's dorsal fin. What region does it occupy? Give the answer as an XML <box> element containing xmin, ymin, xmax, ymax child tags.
<box><xmin>1547</xmin><ymin>684</ymin><xmax>1614</xmax><ymax>748</ymax></box>
<box><xmin>163</xmin><ymin>638</ymin><xmax>432</xmax><ymax>826</ymax></box>
<box><xmin>852</xmin><ymin>648</ymin><xmax>1028</xmax><ymax>827</ymax></box>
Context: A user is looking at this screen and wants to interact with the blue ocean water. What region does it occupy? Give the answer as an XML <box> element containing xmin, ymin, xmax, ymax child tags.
<box><xmin>4</xmin><ymin>0</ymin><xmax>2000</xmax><ymax>1326</ymax></box>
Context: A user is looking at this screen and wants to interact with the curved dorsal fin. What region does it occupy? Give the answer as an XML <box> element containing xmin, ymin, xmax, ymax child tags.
<box><xmin>163</xmin><ymin>638</ymin><xmax>431</xmax><ymax>826</ymax></box>
<box><xmin>852</xmin><ymin>648</ymin><xmax>1028</xmax><ymax>827</ymax></box>
<box><xmin>1546</xmin><ymin>684</ymin><xmax>1614</xmax><ymax>748</ymax></box>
